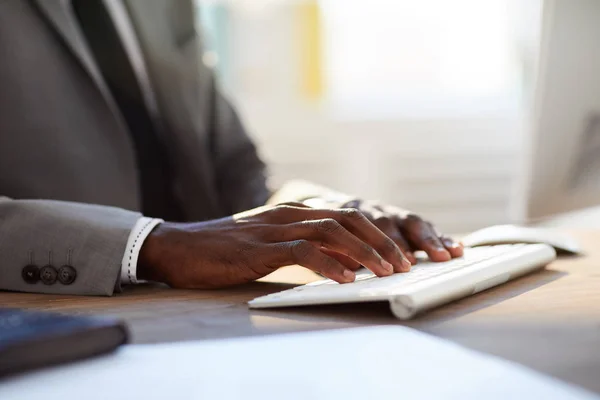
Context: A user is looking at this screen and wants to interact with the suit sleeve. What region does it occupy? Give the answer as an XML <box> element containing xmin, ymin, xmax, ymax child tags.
<box><xmin>0</xmin><ymin>196</ymin><xmax>140</xmax><ymax>296</ymax></box>
<box><xmin>207</xmin><ymin>75</ymin><xmax>272</xmax><ymax>214</ymax></box>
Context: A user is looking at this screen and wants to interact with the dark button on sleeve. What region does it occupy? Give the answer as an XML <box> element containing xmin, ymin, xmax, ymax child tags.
<box><xmin>57</xmin><ymin>265</ymin><xmax>77</xmax><ymax>285</ymax></box>
<box><xmin>39</xmin><ymin>265</ymin><xmax>58</xmax><ymax>285</ymax></box>
<box><xmin>22</xmin><ymin>265</ymin><xmax>40</xmax><ymax>284</ymax></box>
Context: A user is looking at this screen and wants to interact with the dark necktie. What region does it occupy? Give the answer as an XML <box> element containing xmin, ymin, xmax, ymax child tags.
<box><xmin>72</xmin><ymin>0</ymin><xmax>182</xmax><ymax>220</ymax></box>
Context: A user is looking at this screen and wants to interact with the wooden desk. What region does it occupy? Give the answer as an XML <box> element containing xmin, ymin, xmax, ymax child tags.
<box><xmin>1</xmin><ymin>231</ymin><xmax>599</xmax><ymax>393</ymax></box>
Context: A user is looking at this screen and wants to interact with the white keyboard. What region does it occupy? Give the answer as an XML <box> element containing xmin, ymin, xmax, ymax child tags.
<box><xmin>248</xmin><ymin>244</ymin><xmax>557</xmax><ymax>319</ymax></box>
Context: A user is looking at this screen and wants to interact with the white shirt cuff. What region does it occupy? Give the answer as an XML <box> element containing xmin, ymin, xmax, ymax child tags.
<box><xmin>121</xmin><ymin>217</ymin><xmax>163</xmax><ymax>285</ymax></box>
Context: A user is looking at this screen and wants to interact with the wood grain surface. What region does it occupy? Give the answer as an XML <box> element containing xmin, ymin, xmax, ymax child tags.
<box><xmin>1</xmin><ymin>230</ymin><xmax>599</xmax><ymax>393</ymax></box>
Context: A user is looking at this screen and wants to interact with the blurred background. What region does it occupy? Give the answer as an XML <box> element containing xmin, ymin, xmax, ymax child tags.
<box><xmin>195</xmin><ymin>0</ymin><xmax>544</xmax><ymax>233</ymax></box>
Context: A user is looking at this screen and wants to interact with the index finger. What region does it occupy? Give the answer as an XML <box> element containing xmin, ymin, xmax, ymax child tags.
<box><xmin>268</xmin><ymin>219</ymin><xmax>399</xmax><ymax>276</ymax></box>
<box><xmin>306</xmin><ymin>208</ymin><xmax>412</xmax><ymax>272</ymax></box>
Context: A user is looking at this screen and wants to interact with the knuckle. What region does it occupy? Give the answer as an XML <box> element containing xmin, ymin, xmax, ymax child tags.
<box><xmin>323</xmin><ymin>256</ymin><xmax>340</xmax><ymax>271</ymax></box>
<box><xmin>358</xmin><ymin>242</ymin><xmax>376</xmax><ymax>259</ymax></box>
<box><xmin>380</xmin><ymin>238</ymin><xmax>399</xmax><ymax>256</ymax></box>
<box><xmin>316</xmin><ymin>218</ymin><xmax>342</xmax><ymax>234</ymax></box>
<box><xmin>404</xmin><ymin>213</ymin><xmax>423</xmax><ymax>225</ymax></box>
<box><xmin>290</xmin><ymin>240</ymin><xmax>313</xmax><ymax>261</ymax></box>
<box><xmin>340</xmin><ymin>208</ymin><xmax>364</xmax><ymax>221</ymax></box>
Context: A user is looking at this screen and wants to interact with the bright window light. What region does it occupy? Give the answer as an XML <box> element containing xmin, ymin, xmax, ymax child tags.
<box><xmin>320</xmin><ymin>0</ymin><xmax>521</xmax><ymax>118</ymax></box>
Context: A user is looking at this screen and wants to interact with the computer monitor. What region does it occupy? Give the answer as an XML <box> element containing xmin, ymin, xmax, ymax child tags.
<box><xmin>518</xmin><ymin>0</ymin><xmax>600</xmax><ymax>222</ymax></box>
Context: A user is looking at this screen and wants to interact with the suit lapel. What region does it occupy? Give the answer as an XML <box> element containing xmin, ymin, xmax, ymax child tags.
<box><xmin>32</xmin><ymin>0</ymin><xmax>115</xmax><ymax>108</ymax></box>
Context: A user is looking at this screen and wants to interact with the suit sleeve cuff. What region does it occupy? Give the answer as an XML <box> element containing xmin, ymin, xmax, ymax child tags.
<box><xmin>120</xmin><ymin>217</ymin><xmax>163</xmax><ymax>285</ymax></box>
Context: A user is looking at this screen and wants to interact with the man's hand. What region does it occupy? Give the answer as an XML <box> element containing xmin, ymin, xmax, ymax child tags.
<box><xmin>138</xmin><ymin>203</ymin><xmax>412</xmax><ymax>289</ymax></box>
<box><xmin>342</xmin><ymin>199</ymin><xmax>463</xmax><ymax>265</ymax></box>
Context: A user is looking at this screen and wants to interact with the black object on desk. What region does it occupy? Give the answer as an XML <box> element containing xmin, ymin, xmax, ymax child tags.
<box><xmin>0</xmin><ymin>308</ymin><xmax>128</xmax><ymax>377</ymax></box>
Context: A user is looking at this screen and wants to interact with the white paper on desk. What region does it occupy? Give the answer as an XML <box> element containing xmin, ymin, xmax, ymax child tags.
<box><xmin>0</xmin><ymin>326</ymin><xmax>597</xmax><ymax>400</ymax></box>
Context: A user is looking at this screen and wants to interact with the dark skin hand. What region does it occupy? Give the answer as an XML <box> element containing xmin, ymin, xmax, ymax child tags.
<box><xmin>341</xmin><ymin>199</ymin><xmax>464</xmax><ymax>265</ymax></box>
<box><xmin>138</xmin><ymin>203</ymin><xmax>462</xmax><ymax>289</ymax></box>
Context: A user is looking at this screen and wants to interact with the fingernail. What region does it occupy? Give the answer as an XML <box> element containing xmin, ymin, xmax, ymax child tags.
<box><xmin>343</xmin><ymin>269</ymin><xmax>355</xmax><ymax>281</ymax></box>
<box><xmin>401</xmin><ymin>257</ymin><xmax>412</xmax><ymax>270</ymax></box>
<box><xmin>438</xmin><ymin>249</ymin><xmax>452</xmax><ymax>260</ymax></box>
<box><xmin>443</xmin><ymin>239</ymin><xmax>460</xmax><ymax>249</ymax></box>
<box><xmin>381</xmin><ymin>260</ymin><xmax>394</xmax><ymax>273</ymax></box>
<box><xmin>437</xmin><ymin>246</ymin><xmax>452</xmax><ymax>256</ymax></box>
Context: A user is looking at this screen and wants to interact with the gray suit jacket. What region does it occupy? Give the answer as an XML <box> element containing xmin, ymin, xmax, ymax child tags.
<box><xmin>0</xmin><ymin>0</ymin><xmax>270</xmax><ymax>295</ymax></box>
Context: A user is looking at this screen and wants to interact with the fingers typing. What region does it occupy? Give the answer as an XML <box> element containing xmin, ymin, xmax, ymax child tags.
<box><xmin>267</xmin><ymin>219</ymin><xmax>396</xmax><ymax>276</ymax></box>
<box><xmin>265</xmin><ymin>205</ymin><xmax>411</xmax><ymax>273</ymax></box>
<box><xmin>268</xmin><ymin>240</ymin><xmax>356</xmax><ymax>283</ymax></box>
<box><xmin>400</xmin><ymin>215</ymin><xmax>452</xmax><ymax>262</ymax></box>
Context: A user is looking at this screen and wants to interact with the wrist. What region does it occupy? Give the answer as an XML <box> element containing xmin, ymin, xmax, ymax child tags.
<box><xmin>137</xmin><ymin>222</ymin><xmax>175</xmax><ymax>283</ymax></box>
